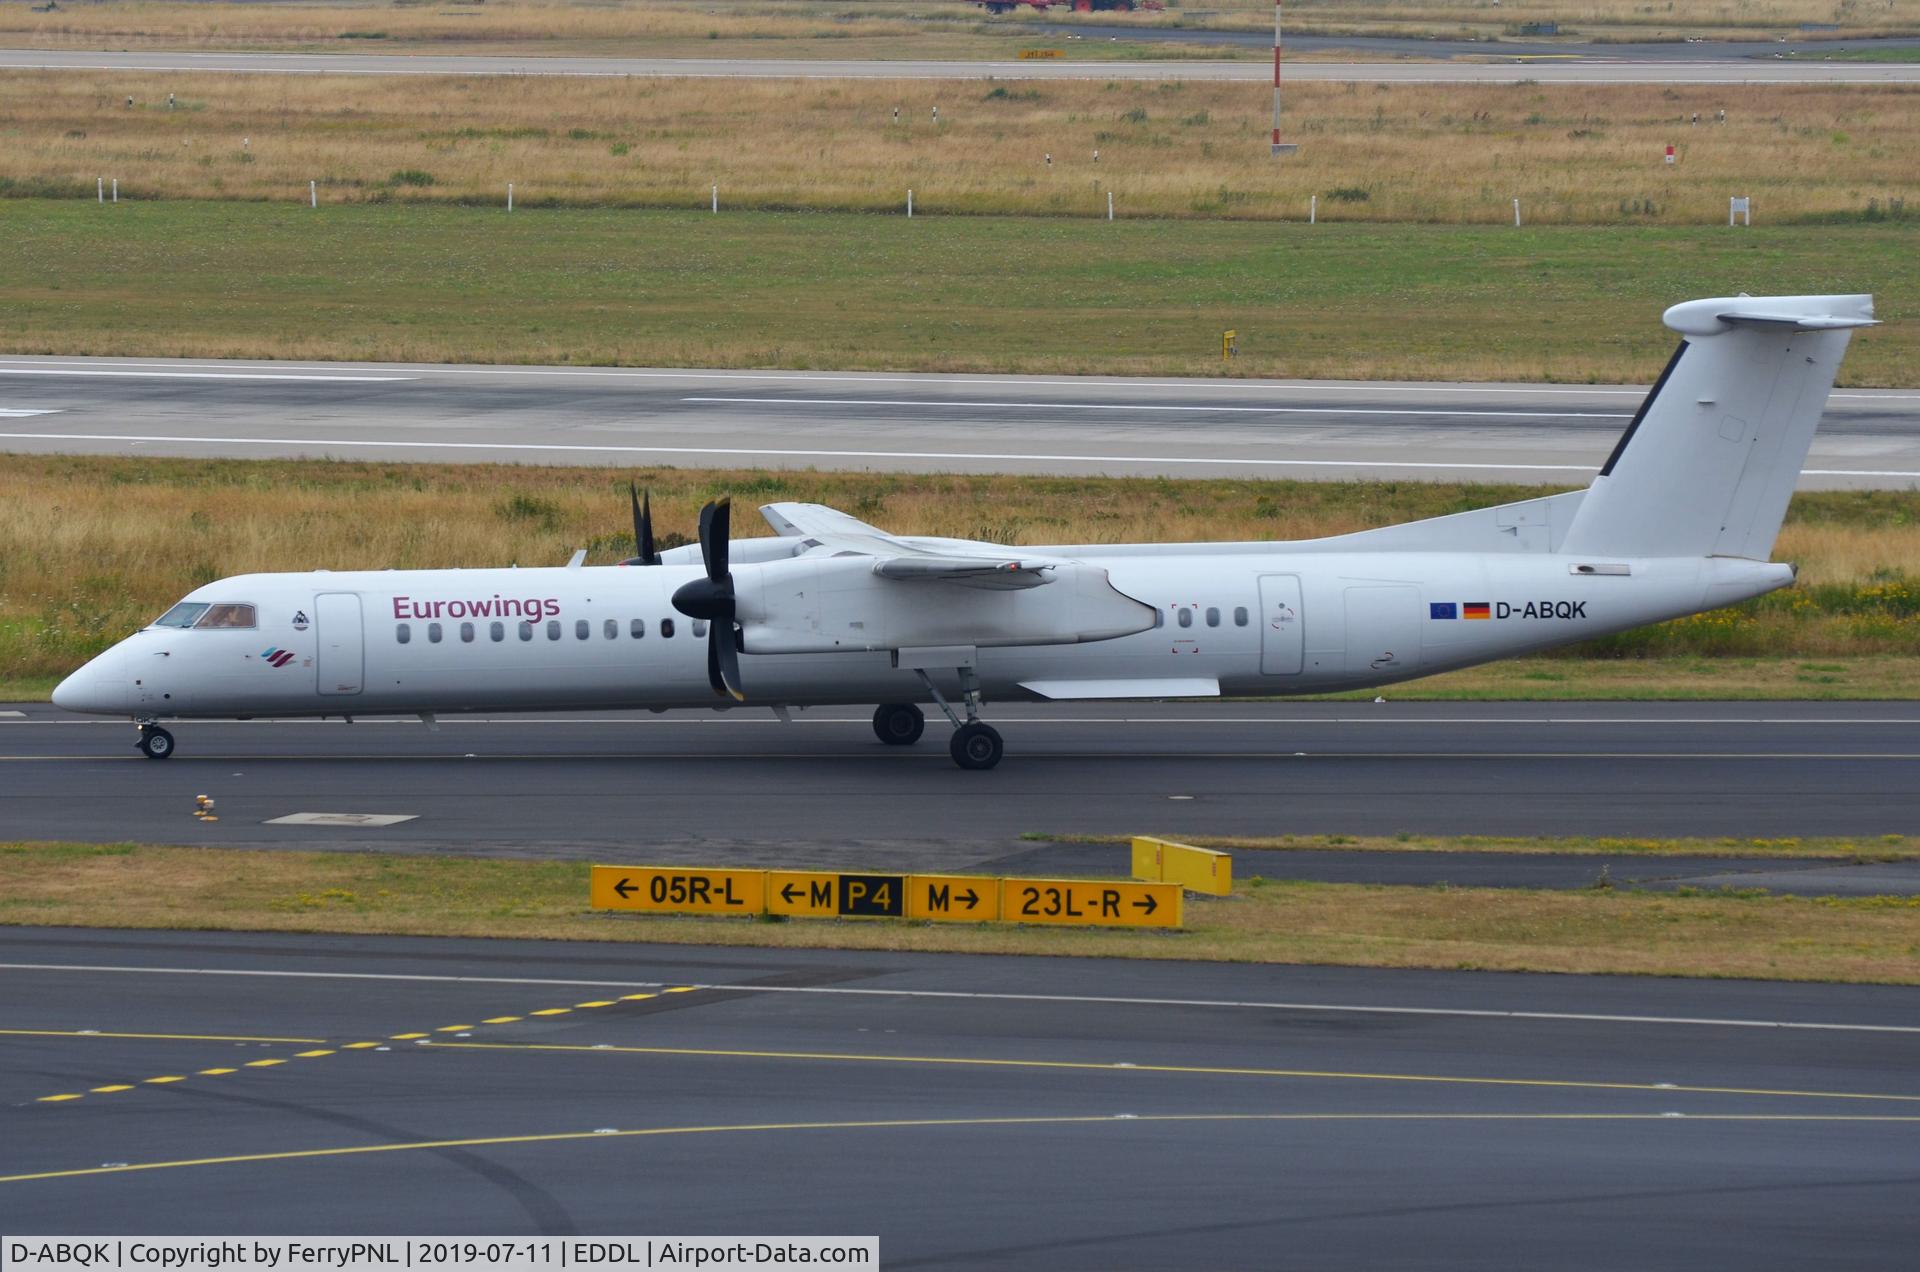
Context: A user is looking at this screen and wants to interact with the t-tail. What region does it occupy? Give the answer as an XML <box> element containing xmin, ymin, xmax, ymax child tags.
<box><xmin>1559</xmin><ymin>293</ymin><xmax>1876</xmax><ymax>561</ymax></box>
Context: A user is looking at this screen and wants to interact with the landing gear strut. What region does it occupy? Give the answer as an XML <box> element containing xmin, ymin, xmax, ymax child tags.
<box><xmin>914</xmin><ymin>667</ymin><xmax>1003</xmax><ymax>771</ymax></box>
<box><xmin>136</xmin><ymin>723</ymin><xmax>175</xmax><ymax>760</ymax></box>
<box><xmin>872</xmin><ymin>703</ymin><xmax>925</xmax><ymax>746</ymax></box>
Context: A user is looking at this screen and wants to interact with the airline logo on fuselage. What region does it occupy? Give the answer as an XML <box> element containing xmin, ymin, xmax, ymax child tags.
<box><xmin>391</xmin><ymin>594</ymin><xmax>562</xmax><ymax>621</ymax></box>
<box><xmin>1432</xmin><ymin>600</ymin><xmax>1588</xmax><ymax>621</ymax></box>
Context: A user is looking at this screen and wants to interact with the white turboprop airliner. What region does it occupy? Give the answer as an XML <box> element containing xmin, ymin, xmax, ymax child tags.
<box><xmin>53</xmin><ymin>294</ymin><xmax>1875</xmax><ymax>769</ymax></box>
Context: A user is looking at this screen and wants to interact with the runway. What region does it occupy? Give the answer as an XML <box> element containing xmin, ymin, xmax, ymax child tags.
<box><xmin>4</xmin><ymin>927</ymin><xmax>1918</xmax><ymax>1264</ymax></box>
<box><xmin>8</xmin><ymin>701</ymin><xmax>1920</xmax><ymax>852</ymax></box>
<box><xmin>3</xmin><ymin>48</ymin><xmax>1918</xmax><ymax>84</ymax></box>
<box><xmin>4</xmin><ymin>356</ymin><xmax>1917</xmax><ymax>487</ymax></box>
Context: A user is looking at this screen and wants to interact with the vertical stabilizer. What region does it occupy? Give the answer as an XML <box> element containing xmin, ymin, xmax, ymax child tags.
<box><xmin>1559</xmin><ymin>294</ymin><xmax>1874</xmax><ymax>561</ymax></box>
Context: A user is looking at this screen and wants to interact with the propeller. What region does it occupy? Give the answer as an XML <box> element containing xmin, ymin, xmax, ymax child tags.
<box><xmin>670</xmin><ymin>498</ymin><xmax>745</xmax><ymax>701</ymax></box>
<box><xmin>621</xmin><ymin>483</ymin><xmax>662</xmax><ymax>566</ymax></box>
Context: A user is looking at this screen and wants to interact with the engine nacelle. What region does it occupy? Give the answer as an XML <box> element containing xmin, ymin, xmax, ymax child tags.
<box><xmin>735</xmin><ymin>556</ymin><xmax>1154</xmax><ymax>654</ymax></box>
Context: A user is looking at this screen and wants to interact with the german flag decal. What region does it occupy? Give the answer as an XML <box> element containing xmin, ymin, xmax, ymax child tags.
<box><xmin>1462</xmin><ymin>602</ymin><xmax>1492</xmax><ymax>620</ymax></box>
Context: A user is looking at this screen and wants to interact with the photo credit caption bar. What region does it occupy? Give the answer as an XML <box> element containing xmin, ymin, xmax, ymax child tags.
<box><xmin>1</xmin><ymin>1240</ymin><xmax>877</xmax><ymax>1272</ymax></box>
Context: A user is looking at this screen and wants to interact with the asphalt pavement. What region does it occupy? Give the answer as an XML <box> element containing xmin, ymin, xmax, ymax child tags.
<box><xmin>4</xmin><ymin>926</ymin><xmax>1919</xmax><ymax>1266</ymax></box>
<box><xmin>3</xmin><ymin>357</ymin><xmax>1915</xmax><ymax>487</ymax></box>
<box><xmin>2</xmin><ymin>48</ymin><xmax>1917</xmax><ymax>83</ymax></box>
<box><xmin>8</xmin><ymin>701</ymin><xmax>1920</xmax><ymax>854</ymax></box>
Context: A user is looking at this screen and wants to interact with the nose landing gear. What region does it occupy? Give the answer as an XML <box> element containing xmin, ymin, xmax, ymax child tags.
<box><xmin>136</xmin><ymin>722</ymin><xmax>176</xmax><ymax>760</ymax></box>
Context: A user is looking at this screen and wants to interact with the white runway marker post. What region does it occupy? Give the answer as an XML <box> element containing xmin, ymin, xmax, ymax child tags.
<box><xmin>96</xmin><ymin>177</ymin><xmax>103</xmax><ymax>204</ymax></box>
<box><xmin>711</xmin><ymin>184</ymin><xmax>718</xmax><ymax>214</ymax></box>
<box><xmin>1513</xmin><ymin>197</ymin><xmax>1522</xmax><ymax>227</ymax></box>
<box><xmin>309</xmin><ymin>180</ymin><xmax>317</xmax><ymax>208</ymax></box>
<box><xmin>1310</xmin><ymin>193</ymin><xmax>1316</xmax><ymax>223</ymax></box>
<box><xmin>1107</xmin><ymin>190</ymin><xmax>1114</xmax><ymax>221</ymax></box>
<box><xmin>907</xmin><ymin>188</ymin><xmax>913</xmax><ymax>218</ymax></box>
<box><xmin>507</xmin><ymin>182</ymin><xmax>513</xmax><ymax>211</ymax></box>
<box><xmin>111</xmin><ymin>178</ymin><xmax>118</xmax><ymax>203</ymax></box>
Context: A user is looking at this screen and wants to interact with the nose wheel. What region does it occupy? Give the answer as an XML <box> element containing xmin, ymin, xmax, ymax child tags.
<box><xmin>136</xmin><ymin>724</ymin><xmax>176</xmax><ymax>760</ymax></box>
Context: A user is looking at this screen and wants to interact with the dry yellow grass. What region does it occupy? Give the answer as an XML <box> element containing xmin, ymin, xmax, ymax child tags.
<box><xmin>6</xmin><ymin>71</ymin><xmax>1914</xmax><ymax>224</ymax></box>
<box><xmin>5</xmin><ymin>841</ymin><xmax>1919</xmax><ymax>984</ymax></box>
<box><xmin>1</xmin><ymin>1</ymin><xmax>1912</xmax><ymax>57</ymax></box>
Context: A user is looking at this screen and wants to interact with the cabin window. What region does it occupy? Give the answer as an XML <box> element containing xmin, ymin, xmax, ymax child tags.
<box><xmin>1234</xmin><ymin>606</ymin><xmax>1249</xmax><ymax>627</ymax></box>
<box><xmin>604</xmin><ymin>619</ymin><xmax>618</xmax><ymax>640</ymax></box>
<box><xmin>576</xmin><ymin>619</ymin><xmax>591</xmax><ymax>641</ymax></box>
<box><xmin>660</xmin><ymin>618</ymin><xmax>676</xmax><ymax>639</ymax></box>
<box><xmin>1205</xmin><ymin>607</ymin><xmax>1221</xmax><ymax>628</ymax></box>
<box><xmin>154</xmin><ymin>602</ymin><xmax>210</xmax><ymax>628</ymax></box>
<box><xmin>490</xmin><ymin>621</ymin><xmax>505</xmax><ymax>642</ymax></box>
<box><xmin>1177</xmin><ymin>607</ymin><xmax>1193</xmax><ymax>628</ymax></box>
<box><xmin>395</xmin><ymin>623</ymin><xmax>411</xmax><ymax>645</ymax></box>
<box><xmin>196</xmin><ymin>603</ymin><xmax>257</xmax><ymax>629</ymax></box>
<box><xmin>630</xmin><ymin>619</ymin><xmax>646</xmax><ymax>639</ymax></box>
<box><xmin>428</xmin><ymin>622</ymin><xmax>443</xmax><ymax>644</ymax></box>
<box><xmin>518</xmin><ymin>621</ymin><xmax>534</xmax><ymax>642</ymax></box>
<box><xmin>461</xmin><ymin>622</ymin><xmax>475</xmax><ymax>643</ymax></box>
<box><xmin>693</xmin><ymin>619</ymin><xmax>709</xmax><ymax>638</ymax></box>
<box><xmin>547</xmin><ymin>619</ymin><xmax>562</xmax><ymax>641</ymax></box>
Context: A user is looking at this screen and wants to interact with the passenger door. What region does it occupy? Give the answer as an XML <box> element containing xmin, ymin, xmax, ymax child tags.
<box><xmin>315</xmin><ymin>593</ymin><xmax>364</xmax><ymax>695</ymax></box>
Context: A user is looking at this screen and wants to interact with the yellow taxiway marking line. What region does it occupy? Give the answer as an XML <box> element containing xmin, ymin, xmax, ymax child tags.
<box><xmin>529</xmin><ymin>1008</ymin><xmax>571</xmax><ymax>1017</ymax></box>
<box><xmin>294</xmin><ymin>1050</ymin><xmax>335</xmax><ymax>1058</ymax></box>
<box><xmin>197</xmin><ymin>1068</ymin><xmax>237</xmax><ymax>1076</ymax></box>
<box><xmin>243</xmin><ymin>1059</ymin><xmax>286</xmax><ymax>1068</ymax></box>
<box><xmin>6</xmin><ymin>1113</ymin><xmax>1918</xmax><ymax>1186</ymax></box>
<box><xmin>0</xmin><ymin>1028</ymin><xmax>326</xmax><ymax>1044</ymax></box>
<box><xmin>576</xmin><ymin>1001</ymin><xmax>617</xmax><ymax>1009</ymax></box>
<box><xmin>390</xmin><ymin>1033</ymin><xmax>431</xmax><ymax>1040</ymax></box>
<box><xmin>34</xmin><ymin>1094</ymin><xmax>84</xmax><ymax>1103</ymax></box>
<box><xmin>90</xmin><ymin>1084</ymin><xmax>135</xmax><ymax>1093</ymax></box>
<box><xmin>619</xmin><ymin>994</ymin><xmax>657</xmax><ymax>1002</ymax></box>
<box><xmin>427</xmin><ymin>1040</ymin><xmax>1920</xmax><ymax>1105</ymax></box>
<box><xmin>342</xmin><ymin>1042</ymin><xmax>381</xmax><ymax>1050</ymax></box>
<box><xmin>664</xmin><ymin>987</ymin><xmax>699</xmax><ymax>993</ymax></box>
<box><xmin>143</xmin><ymin>1076</ymin><xmax>187</xmax><ymax>1085</ymax></box>
<box><xmin>481</xmin><ymin>1017</ymin><xmax>522</xmax><ymax>1025</ymax></box>
<box><xmin>434</xmin><ymin>1026</ymin><xmax>472</xmax><ymax>1033</ymax></box>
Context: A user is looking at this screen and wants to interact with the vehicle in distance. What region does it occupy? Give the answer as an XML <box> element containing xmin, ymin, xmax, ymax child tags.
<box><xmin>53</xmin><ymin>293</ymin><xmax>1875</xmax><ymax>770</ymax></box>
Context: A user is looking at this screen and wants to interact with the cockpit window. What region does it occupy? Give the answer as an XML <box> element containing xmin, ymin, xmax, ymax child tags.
<box><xmin>154</xmin><ymin>602</ymin><xmax>210</xmax><ymax>628</ymax></box>
<box><xmin>195</xmin><ymin>604</ymin><xmax>257</xmax><ymax>629</ymax></box>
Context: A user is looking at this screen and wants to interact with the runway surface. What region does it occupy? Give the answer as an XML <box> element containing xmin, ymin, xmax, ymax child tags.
<box><xmin>9</xmin><ymin>701</ymin><xmax>1920</xmax><ymax>851</ymax></box>
<box><xmin>3</xmin><ymin>48</ymin><xmax>1918</xmax><ymax>83</ymax></box>
<box><xmin>4</xmin><ymin>927</ymin><xmax>1919</xmax><ymax>1265</ymax></box>
<box><xmin>4</xmin><ymin>356</ymin><xmax>1917</xmax><ymax>487</ymax></box>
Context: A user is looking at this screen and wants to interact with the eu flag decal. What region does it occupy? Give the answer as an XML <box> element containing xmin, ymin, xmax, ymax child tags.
<box><xmin>1429</xmin><ymin>602</ymin><xmax>1458</xmax><ymax>620</ymax></box>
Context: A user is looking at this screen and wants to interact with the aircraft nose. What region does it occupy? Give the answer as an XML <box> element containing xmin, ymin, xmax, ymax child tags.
<box><xmin>52</xmin><ymin>650</ymin><xmax>131</xmax><ymax>715</ymax></box>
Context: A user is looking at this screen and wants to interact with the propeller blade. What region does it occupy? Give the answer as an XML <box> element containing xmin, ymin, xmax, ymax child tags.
<box><xmin>708</xmin><ymin>624</ymin><xmax>746</xmax><ymax>702</ymax></box>
<box><xmin>630</xmin><ymin>483</ymin><xmax>660</xmax><ymax>566</ymax></box>
<box><xmin>699</xmin><ymin>498</ymin><xmax>731</xmax><ymax>582</ymax></box>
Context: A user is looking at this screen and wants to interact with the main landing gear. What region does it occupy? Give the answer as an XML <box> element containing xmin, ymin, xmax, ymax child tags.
<box><xmin>910</xmin><ymin>667</ymin><xmax>1004</xmax><ymax>771</ymax></box>
<box><xmin>872</xmin><ymin>703</ymin><xmax>926</xmax><ymax>747</ymax></box>
<box><xmin>136</xmin><ymin>722</ymin><xmax>176</xmax><ymax>760</ymax></box>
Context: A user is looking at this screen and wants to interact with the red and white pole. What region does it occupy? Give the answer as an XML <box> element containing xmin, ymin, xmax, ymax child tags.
<box><xmin>1272</xmin><ymin>0</ymin><xmax>1298</xmax><ymax>155</ymax></box>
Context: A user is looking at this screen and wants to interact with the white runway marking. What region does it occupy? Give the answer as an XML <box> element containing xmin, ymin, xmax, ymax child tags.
<box><xmin>0</xmin><ymin>409</ymin><xmax>60</xmax><ymax>418</ymax></box>
<box><xmin>684</xmin><ymin>396</ymin><xmax>1632</xmax><ymax>420</ymax></box>
<box><xmin>3</xmin><ymin>962</ymin><xmax>1917</xmax><ymax>1034</ymax></box>
<box><xmin>11</xmin><ymin>714</ymin><xmax>1920</xmax><ymax>726</ymax></box>
<box><xmin>0</xmin><ymin>369</ymin><xmax>413</xmax><ymax>382</ymax></box>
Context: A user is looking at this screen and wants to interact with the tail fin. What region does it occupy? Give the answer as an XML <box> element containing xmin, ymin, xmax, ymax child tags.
<box><xmin>1559</xmin><ymin>294</ymin><xmax>1875</xmax><ymax>561</ymax></box>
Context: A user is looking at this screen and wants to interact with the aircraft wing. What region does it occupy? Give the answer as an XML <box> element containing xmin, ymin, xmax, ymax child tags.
<box><xmin>760</xmin><ymin>502</ymin><xmax>1061</xmax><ymax>590</ymax></box>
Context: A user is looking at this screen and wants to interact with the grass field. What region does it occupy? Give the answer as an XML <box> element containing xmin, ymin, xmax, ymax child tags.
<box><xmin>5</xmin><ymin>840</ymin><xmax>1918</xmax><ymax>984</ymax></box>
<box><xmin>6</xmin><ymin>73</ymin><xmax>1916</xmax><ymax>228</ymax></box>
<box><xmin>2</xmin><ymin>0</ymin><xmax>1913</xmax><ymax>58</ymax></box>
<box><xmin>5</xmin><ymin>201</ymin><xmax>1915</xmax><ymax>383</ymax></box>
<box><xmin>1041</xmin><ymin>832</ymin><xmax>1920</xmax><ymax>859</ymax></box>
<box><xmin>4</xmin><ymin>455</ymin><xmax>1917</xmax><ymax>694</ymax></box>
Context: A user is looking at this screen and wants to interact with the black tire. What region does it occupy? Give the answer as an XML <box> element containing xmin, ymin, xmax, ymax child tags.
<box><xmin>138</xmin><ymin>727</ymin><xmax>175</xmax><ymax>760</ymax></box>
<box><xmin>949</xmin><ymin>722</ymin><xmax>1004</xmax><ymax>771</ymax></box>
<box><xmin>872</xmin><ymin>703</ymin><xmax>926</xmax><ymax>746</ymax></box>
